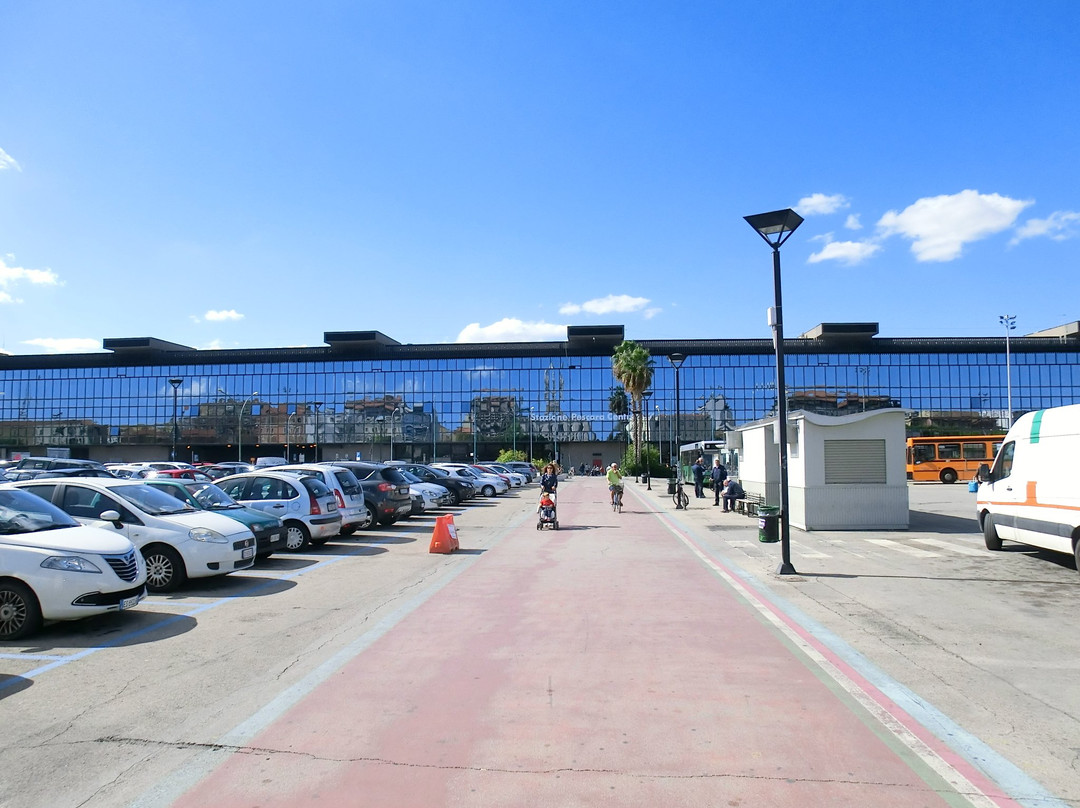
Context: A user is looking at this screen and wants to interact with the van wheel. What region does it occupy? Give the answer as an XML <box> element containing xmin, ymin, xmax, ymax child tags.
<box><xmin>940</xmin><ymin>469</ymin><xmax>958</xmax><ymax>484</ymax></box>
<box><xmin>1074</xmin><ymin>538</ymin><xmax>1080</xmax><ymax>576</ymax></box>
<box><xmin>284</xmin><ymin>522</ymin><xmax>311</xmax><ymax>551</ymax></box>
<box><xmin>0</xmin><ymin>581</ymin><xmax>43</xmax><ymax>641</ymax></box>
<box><xmin>143</xmin><ymin>545</ymin><xmax>187</xmax><ymax>592</ymax></box>
<box><xmin>983</xmin><ymin>514</ymin><xmax>1002</xmax><ymax>551</ymax></box>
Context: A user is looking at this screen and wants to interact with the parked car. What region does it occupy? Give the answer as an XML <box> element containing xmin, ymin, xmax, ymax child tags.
<box><xmin>500</xmin><ymin>462</ymin><xmax>536</xmax><ymax>483</ymax></box>
<box><xmin>13</xmin><ymin>457</ymin><xmax>108</xmax><ymax>474</ymax></box>
<box><xmin>144</xmin><ymin>479</ymin><xmax>288</xmax><ymax>558</ymax></box>
<box><xmin>386</xmin><ymin>462</ymin><xmax>476</xmax><ymax>505</ymax></box>
<box><xmin>433</xmin><ymin>463</ymin><xmax>509</xmax><ymax>497</ymax></box>
<box><xmin>107</xmin><ymin>464</ymin><xmax>154</xmax><ymax>479</ymax></box>
<box><xmin>4</xmin><ymin>467</ymin><xmax>118</xmax><ymax>481</ymax></box>
<box><xmin>215</xmin><ymin>471</ymin><xmax>342</xmax><ymax>550</ymax></box>
<box><xmin>319</xmin><ymin>462</ymin><xmax>413</xmax><ymax>527</ymax></box>
<box><xmin>0</xmin><ymin>486</ymin><xmax>147</xmax><ymax>640</ymax></box>
<box><xmin>398</xmin><ymin>469</ymin><xmax>454</xmax><ymax>510</ymax></box>
<box><xmin>127</xmin><ymin>462</ymin><xmax>196</xmax><ymax>472</ymax></box>
<box><xmin>272</xmin><ymin>464</ymin><xmax>371</xmax><ymax>534</ymax></box>
<box><xmin>142</xmin><ymin>468</ymin><xmax>213</xmax><ymax>482</ymax></box>
<box><xmin>7</xmin><ymin>478</ymin><xmax>256</xmax><ymax>592</ymax></box>
<box><xmin>474</xmin><ymin>464</ymin><xmax>525</xmax><ymax>487</ymax></box>
<box><xmin>201</xmin><ymin>462</ymin><xmax>256</xmax><ymax>480</ymax></box>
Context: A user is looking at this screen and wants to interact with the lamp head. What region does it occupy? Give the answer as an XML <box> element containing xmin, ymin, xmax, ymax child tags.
<box><xmin>744</xmin><ymin>208</ymin><xmax>804</xmax><ymax>248</ymax></box>
<box><xmin>168</xmin><ymin>378</ymin><xmax>183</xmax><ymax>389</ymax></box>
<box><xmin>668</xmin><ymin>352</ymin><xmax>686</xmax><ymax>369</ymax></box>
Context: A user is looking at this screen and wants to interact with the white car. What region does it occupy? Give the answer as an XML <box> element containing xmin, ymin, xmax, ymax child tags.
<box><xmin>9</xmin><ymin>478</ymin><xmax>256</xmax><ymax>592</ymax></box>
<box><xmin>398</xmin><ymin>470</ymin><xmax>453</xmax><ymax>510</ymax></box>
<box><xmin>480</xmin><ymin>464</ymin><xmax>526</xmax><ymax>487</ymax></box>
<box><xmin>0</xmin><ymin>486</ymin><xmax>147</xmax><ymax>640</ymax></box>
<box><xmin>433</xmin><ymin>464</ymin><xmax>509</xmax><ymax>497</ymax></box>
<box><xmin>272</xmin><ymin>464</ymin><xmax>371</xmax><ymax>533</ymax></box>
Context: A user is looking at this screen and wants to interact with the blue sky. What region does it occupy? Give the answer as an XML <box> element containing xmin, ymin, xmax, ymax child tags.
<box><xmin>2</xmin><ymin>1</ymin><xmax>1079</xmax><ymax>355</ymax></box>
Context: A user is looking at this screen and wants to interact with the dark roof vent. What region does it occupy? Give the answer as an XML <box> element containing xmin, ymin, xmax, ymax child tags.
<box><xmin>102</xmin><ymin>337</ymin><xmax>194</xmax><ymax>353</ymax></box>
<box><xmin>798</xmin><ymin>323</ymin><xmax>879</xmax><ymax>342</ymax></box>
<box><xmin>567</xmin><ymin>325</ymin><xmax>624</xmax><ymax>347</ymax></box>
<box><xmin>323</xmin><ymin>331</ymin><xmax>401</xmax><ymax>350</ymax></box>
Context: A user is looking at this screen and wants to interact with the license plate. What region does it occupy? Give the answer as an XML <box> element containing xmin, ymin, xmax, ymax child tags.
<box><xmin>327</xmin><ymin>501</ymin><xmax>338</xmax><ymax>511</ymax></box>
<box><xmin>119</xmin><ymin>594</ymin><xmax>142</xmax><ymax>610</ymax></box>
<box><xmin>242</xmin><ymin>547</ymin><xmax>255</xmax><ymax>559</ymax></box>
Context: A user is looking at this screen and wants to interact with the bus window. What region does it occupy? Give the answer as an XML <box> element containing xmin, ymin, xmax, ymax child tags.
<box><xmin>913</xmin><ymin>444</ymin><xmax>935</xmax><ymax>464</ymax></box>
<box><xmin>963</xmin><ymin>442</ymin><xmax>988</xmax><ymax>459</ymax></box>
<box><xmin>937</xmin><ymin>443</ymin><xmax>961</xmax><ymax>460</ymax></box>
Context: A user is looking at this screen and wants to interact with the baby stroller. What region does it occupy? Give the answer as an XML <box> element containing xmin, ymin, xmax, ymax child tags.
<box><xmin>536</xmin><ymin>490</ymin><xmax>559</xmax><ymax>530</ymax></box>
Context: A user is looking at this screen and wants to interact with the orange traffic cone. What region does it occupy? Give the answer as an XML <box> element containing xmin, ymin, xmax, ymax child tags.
<box><xmin>429</xmin><ymin>515</ymin><xmax>460</xmax><ymax>554</ymax></box>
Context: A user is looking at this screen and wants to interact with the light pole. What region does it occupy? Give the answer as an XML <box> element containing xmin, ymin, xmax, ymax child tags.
<box><xmin>168</xmin><ymin>378</ymin><xmax>183</xmax><ymax>461</ymax></box>
<box><xmin>1000</xmin><ymin>314</ymin><xmax>1016</xmax><ymax>428</ymax></box>
<box><xmin>390</xmin><ymin>405</ymin><xmax>403</xmax><ymax>460</ymax></box>
<box><xmin>313</xmin><ymin>401</ymin><xmax>324</xmax><ymax>462</ymax></box>
<box><xmin>745</xmin><ymin>207</ymin><xmax>804</xmax><ymax>576</ymax></box>
<box><xmin>529</xmin><ymin>406</ymin><xmax>534</xmax><ymax>461</ymax></box>
<box><xmin>669</xmin><ymin>353</ymin><xmax>686</xmax><ymax>508</ymax></box>
<box><xmin>287</xmin><ymin>410</ymin><xmax>299</xmax><ymax>462</ymax></box>
<box><xmin>238</xmin><ymin>391</ymin><xmax>259</xmax><ymax>462</ymax></box>
<box><xmin>642</xmin><ymin>390</ymin><xmax>653</xmax><ymax>487</ymax></box>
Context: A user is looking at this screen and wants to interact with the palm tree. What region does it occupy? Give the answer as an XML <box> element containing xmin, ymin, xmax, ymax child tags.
<box><xmin>612</xmin><ymin>340</ymin><xmax>654</xmax><ymax>465</ymax></box>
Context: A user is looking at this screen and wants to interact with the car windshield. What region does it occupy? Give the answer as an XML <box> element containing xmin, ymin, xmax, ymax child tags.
<box><xmin>184</xmin><ymin>482</ymin><xmax>241</xmax><ymax>510</ymax></box>
<box><xmin>115</xmin><ymin>484</ymin><xmax>198</xmax><ymax>515</ymax></box>
<box><xmin>0</xmin><ymin>488</ymin><xmax>81</xmax><ymax>534</ymax></box>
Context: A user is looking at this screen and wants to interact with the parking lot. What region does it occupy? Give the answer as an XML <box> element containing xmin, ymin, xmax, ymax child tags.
<box><xmin>1</xmin><ymin>479</ymin><xmax>1077</xmax><ymax>807</ymax></box>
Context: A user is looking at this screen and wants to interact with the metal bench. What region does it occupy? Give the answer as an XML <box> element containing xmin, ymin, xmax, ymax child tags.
<box><xmin>734</xmin><ymin>493</ymin><xmax>765</xmax><ymax>516</ymax></box>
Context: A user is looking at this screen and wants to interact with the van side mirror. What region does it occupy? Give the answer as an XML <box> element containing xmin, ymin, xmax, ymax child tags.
<box><xmin>99</xmin><ymin>509</ymin><xmax>123</xmax><ymax>528</ymax></box>
<box><xmin>975</xmin><ymin>464</ymin><xmax>991</xmax><ymax>483</ymax></box>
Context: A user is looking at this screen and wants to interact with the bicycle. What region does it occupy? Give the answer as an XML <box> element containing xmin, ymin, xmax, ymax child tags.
<box><xmin>611</xmin><ymin>485</ymin><xmax>623</xmax><ymax>513</ymax></box>
<box><xmin>672</xmin><ymin>482</ymin><xmax>689</xmax><ymax>509</ymax></box>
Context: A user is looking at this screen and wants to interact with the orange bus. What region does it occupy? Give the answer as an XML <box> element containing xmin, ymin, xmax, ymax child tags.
<box><xmin>906</xmin><ymin>435</ymin><xmax>1005</xmax><ymax>483</ymax></box>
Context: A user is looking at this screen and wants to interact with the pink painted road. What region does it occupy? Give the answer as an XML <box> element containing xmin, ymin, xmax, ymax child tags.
<box><xmin>167</xmin><ymin>479</ymin><xmax>1016</xmax><ymax>807</ymax></box>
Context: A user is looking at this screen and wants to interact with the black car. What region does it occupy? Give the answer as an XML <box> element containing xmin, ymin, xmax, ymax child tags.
<box><xmin>321</xmin><ymin>461</ymin><xmax>413</xmax><ymax>527</ymax></box>
<box><xmin>388</xmin><ymin>462</ymin><xmax>476</xmax><ymax>505</ymax></box>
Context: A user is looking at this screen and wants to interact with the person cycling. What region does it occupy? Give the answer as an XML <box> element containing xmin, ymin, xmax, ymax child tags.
<box><xmin>606</xmin><ymin>462</ymin><xmax>624</xmax><ymax>506</ymax></box>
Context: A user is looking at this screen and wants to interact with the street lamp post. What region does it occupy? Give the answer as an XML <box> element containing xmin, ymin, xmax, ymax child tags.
<box><xmin>745</xmin><ymin>207</ymin><xmax>804</xmax><ymax>576</ymax></box>
<box><xmin>669</xmin><ymin>353</ymin><xmax>686</xmax><ymax>508</ymax></box>
<box><xmin>529</xmin><ymin>406</ymin><xmax>534</xmax><ymax>461</ymax></box>
<box><xmin>390</xmin><ymin>405</ymin><xmax>403</xmax><ymax>460</ymax></box>
<box><xmin>313</xmin><ymin>401</ymin><xmax>324</xmax><ymax>462</ymax></box>
<box><xmin>642</xmin><ymin>390</ymin><xmax>653</xmax><ymax>488</ymax></box>
<box><xmin>168</xmin><ymin>378</ymin><xmax>183</xmax><ymax>461</ymax></box>
<box><xmin>1000</xmin><ymin>314</ymin><xmax>1016</xmax><ymax>428</ymax></box>
<box><xmin>238</xmin><ymin>391</ymin><xmax>259</xmax><ymax>462</ymax></box>
<box><xmin>287</xmin><ymin>410</ymin><xmax>299</xmax><ymax>462</ymax></box>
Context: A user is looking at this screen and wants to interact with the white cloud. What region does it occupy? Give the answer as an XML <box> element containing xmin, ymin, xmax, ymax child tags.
<box><xmin>877</xmin><ymin>190</ymin><xmax>1033</xmax><ymax>262</ymax></box>
<box><xmin>456</xmin><ymin>318</ymin><xmax>566</xmax><ymax>343</ymax></box>
<box><xmin>0</xmin><ymin>147</ymin><xmax>20</xmax><ymax>172</ymax></box>
<box><xmin>807</xmin><ymin>239</ymin><xmax>882</xmax><ymax>265</ymax></box>
<box><xmin>0</xmin><ymin>291</ymin><xmax>15</xmax><ymax>304</ymax></box>
<box><xmin>204</xmin><ymin>309</ymin><xmax>244</xmax><ymax>322</ymax></box>
<box><xmin>844</xmin><ymin>214</ymin><xmax>862</xmax><ymax>230</ymax></box>
<box><xmin>1010</xmin><ymin>210</ymin><xmax>1080</xmax><ymax>245</ymax></box>
<box><xmin>0</xmin><ymin>256</ymin><xmax>60</xmax><ymax>290</ymax></box>
<box><xmin>21</xmin><ymin>337</ymin><xmax>102</xmax><ymax>353</ymax></box>
<box><xmin>796</xmin><ymin>193</ymin><xmax>850</xmax><ymax>216</ymax></box>
<box><xmin>559</xmin><ymin>294</ymin><xmax>650</xmax><ymax>316</ymax></box>
<box><xmin>643</xmin><ymin>307</ymin><xmax>662</xmax><ymax>319</ymax></box>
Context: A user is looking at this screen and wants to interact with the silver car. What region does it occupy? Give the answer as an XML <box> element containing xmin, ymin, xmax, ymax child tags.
<box><xmin>215</xmin><ymin>471</ymin><xmax>342</xmax><ymax>551</ymax></box>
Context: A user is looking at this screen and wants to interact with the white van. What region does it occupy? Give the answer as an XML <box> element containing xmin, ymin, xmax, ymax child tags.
<box><xmin>975</xmin><ymin>403</ymin><xmax>1080</xmax><ymax>573</ymax></box>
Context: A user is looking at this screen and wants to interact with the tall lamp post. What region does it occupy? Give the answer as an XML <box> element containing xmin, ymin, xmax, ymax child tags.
<box><xmin>1000</xmin><ymin>314</ymin><xmax>1016</xmax><ymax>428</ymax></box>
<box><xmin>669</xmin><ymin>353</ymin><xmax>686</xmax><ymax>508</ymax></box>
<box><xmin>287</xmin><ymin>410</ymin><xmax>299</xmax><ymax>462</ymax></box>
<box><xmin>642</xmin><ymin>390</ymin><xmax>653</xmax><ymax>487</ymax></box>
<box><xmin>389</xmin><ymin>405</ymin><xmax>403</xmax><ymax>460</ymax></box>
<box><xmin>745</xmin><ymin>207</ymin><xmax>804</xmax><ymax>576</ymax></box>
<box><xmin>238</xmin><ymin>391</ymin><xmax>259</xmax><ymax>462</ymax></box>
<box><xmin>313</xmin><ymin>401</ymin><xmax>324</xmax><ymax>462</ymax></box>
<box><xmin>529</xmin><ymin>406</ymin><xmax>535</xmax><ymax>461</ymax></box>
<box><xmin>168</xmin><ymin>378</ymin><xmax>183</xmax><ymax>462</ymax></box>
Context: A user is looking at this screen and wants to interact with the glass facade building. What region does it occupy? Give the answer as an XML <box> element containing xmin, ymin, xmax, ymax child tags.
<box><xmin>2</xmin><ymin>323</ymin><xmax>1079</xmax><ymax>466</ymax></box>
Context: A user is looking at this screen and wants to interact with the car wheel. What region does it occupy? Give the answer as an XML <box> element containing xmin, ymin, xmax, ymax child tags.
<box><xmin>482</xmin><ymin>485</ymin><xmax>495</xmax><ymax>497</ymax></box>
<box><xmin>983</xmin><ymin>513</ymin><xmax>1002</xmax><ymax>551</ymax></box>
<box><xmin>452</xmin><ymin>491</ymin><xmax>463</xmax><ymax>505</ymax></box>
<box><xmin>284</xmin><ymin>521</ymin><xmax>311</xmax><ymax>551</ymax></box>
<box><xmin>940</xmin><ymin>468</ymin><xmax>958</xmax><ymax>484</ymax></box>
<box><xmin>362</xmin><ymin>503</ymin><xmax>381</xmax><ymax>530</ymax></box>
<box><xmin>143</xmin><ymin>545</ymin><xmax>187</xmax><ymax>593</ymax></box>
<box><xmin>0</xmin><ymin>580</ymin><xmax>43</xmax><ymax>641</ymax></box>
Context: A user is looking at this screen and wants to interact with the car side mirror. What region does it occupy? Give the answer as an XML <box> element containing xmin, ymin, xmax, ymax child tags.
<box><xmin>99</xmin><ymin>509</ymin><xmax>123</xmax><ymax>528</ymax></box>
<box><xmin>975</xmin><ymin>464</ymin><xmax>991</xmax><ymax>483</ymax></box>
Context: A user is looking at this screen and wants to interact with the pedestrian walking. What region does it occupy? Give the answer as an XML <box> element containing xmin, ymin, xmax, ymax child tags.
<box><xmin>692</xmin><ymin>456</ymin><xmax>705</xmax><ymax>498</ymax></box>
<box><xmin>710</xmin><ymin>458</ymin><xmax>727</xmax><ymax>506</ymax></box>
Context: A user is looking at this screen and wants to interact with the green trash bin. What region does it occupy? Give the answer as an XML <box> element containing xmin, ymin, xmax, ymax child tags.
<box><xmin>758</xmin><ymin>506</ymin><xmax>780</xmax><ymax>543</ymax></box>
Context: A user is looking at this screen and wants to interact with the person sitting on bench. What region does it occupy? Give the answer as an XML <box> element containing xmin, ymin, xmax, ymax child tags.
<box><xmin>721</xmin><ymin>478</ymin><xmax>745</xmax><ymax>513</ymax></box>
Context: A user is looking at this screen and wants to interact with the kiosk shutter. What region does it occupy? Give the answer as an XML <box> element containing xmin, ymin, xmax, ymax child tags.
<box><xmin>824</xmin><ymin>439</ymin><xmax>886</xmax><ymax>484</ymax></box>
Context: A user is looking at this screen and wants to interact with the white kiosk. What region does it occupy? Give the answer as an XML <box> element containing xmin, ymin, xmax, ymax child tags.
<box><xmin>730</xmin><ymin>408</ymin><xmax>909</xmax><ymax>530</ymax></box>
